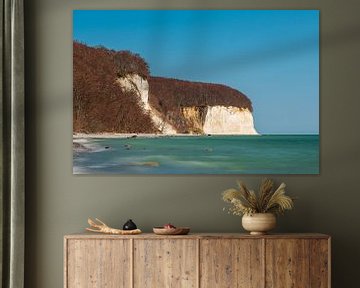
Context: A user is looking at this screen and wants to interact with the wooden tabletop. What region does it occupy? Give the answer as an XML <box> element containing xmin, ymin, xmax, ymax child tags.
<box><xmin>65</xmin><ymin>232</ymin><xmax>330</xmax><ymax>240</ymax></box>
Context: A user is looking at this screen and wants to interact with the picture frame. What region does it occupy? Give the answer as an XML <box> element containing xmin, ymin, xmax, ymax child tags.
<box><xmin>73</xmin><ymin>10</ymin><xmax>319</xmax><ymax>175</ymax></box>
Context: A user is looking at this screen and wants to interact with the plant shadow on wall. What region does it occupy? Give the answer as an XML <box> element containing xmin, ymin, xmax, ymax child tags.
<box><xmin>222</xmin><ymin>178</ymin><xmax>295</xmax><ymax>235</ymax></box>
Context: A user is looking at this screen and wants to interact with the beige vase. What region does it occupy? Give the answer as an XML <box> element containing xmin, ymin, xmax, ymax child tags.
<box><xmin>242</xmin><ymin>213</ymin><xmax>276</xmax><ymax>235</ymax></box>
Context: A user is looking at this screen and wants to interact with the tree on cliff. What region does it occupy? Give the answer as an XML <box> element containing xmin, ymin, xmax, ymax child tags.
<box><xmin>149</xmin><ymin>77</ymin><xmax>253</xmax><ymax>133</ymax></box>
<box><xmin>73</xmin><ymin>41</ymin><xmax>156</xmax><ymax>133</ymax></box>
<box><xmin>73</xmin><ymin>41</ymin><xmax>254</xmax><ymax>134</ymax></box>
<box><xmin>114</xmin><ymin>51</ymin><xmax>150</xmax><ymax>79</ymax></box>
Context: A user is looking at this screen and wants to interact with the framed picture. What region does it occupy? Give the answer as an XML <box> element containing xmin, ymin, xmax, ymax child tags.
<box><xmin>73</xmin><ymin>10</ymin><xmax>319</xmax><ymax>174</ymax></box>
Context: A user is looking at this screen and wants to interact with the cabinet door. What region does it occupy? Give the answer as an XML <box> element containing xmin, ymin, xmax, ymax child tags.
<box><xmin>266</xmin><ymin>239</ymin><xmax>309</xmax><ymax>287</ymax></box>
<box><xmin>134</xmin><ymin>239</ymin><xmax>198</xmax><ymax>288</ymax></box>
<box><xmin>66</xmin><ymin>239</ymin><xmax>131</xmax><ymax>288</ymax></box>
<box><xmin>200</xmin><ymin>239</ymin><xmax>264</xmax><ymax>288</ymax></box>
<box><xmin>309</xmin><ymin>239</ymin><xmax>330</xmax><ymax>288</ymax></box>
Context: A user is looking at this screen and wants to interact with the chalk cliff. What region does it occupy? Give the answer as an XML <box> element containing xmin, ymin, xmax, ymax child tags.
<box><xmin>203</xmin><ymin>106</ymin><xmax>258</xmax><ymax>135</ymax></box>
<box><xmin>181</xmin><ymin>106</ymin><xmax>207</xmax><ymax>134</ymax></box>
<box><xmin>118</xmin><ymin>74</ymin><xmax>258</xmax><ymax>135</ymax></box>
<box><xmin>73</xmin><ymin>42</ymin><xmax>258</xmax><ymax>135</ymax></box>
<box><xmin>117</xmin><ymin>75</ymin><xmax>177</xmax><ymax>134</ymax></box>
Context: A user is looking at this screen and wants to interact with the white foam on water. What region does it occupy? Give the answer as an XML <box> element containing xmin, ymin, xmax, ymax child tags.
<box><xmin>73</xmin><ymin>138</ymin><xmax>90</xmax><ymax>144</ymax></box>
<box><xmin>73</xmin><ymin>165</ymin><xmax>89</xmax><ymax>174</ymax></box>
<box><xmin>87</xmin><ymin>164</ymin><xmax>110</xmax><ymax>169</ymax></box>
<box><xmin>175</xmin><ymin>159</ymin><xmax>218</xmax><ymax>168</ymax></box>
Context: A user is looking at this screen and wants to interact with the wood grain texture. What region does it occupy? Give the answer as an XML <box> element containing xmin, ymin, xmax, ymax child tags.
<box><xmin>265</xmin><ymin>239</ymin><xmax>310</xmax><ymax>288</ymax></box>
<box><xmin>65</xmin><ymin>233</ymin><xmax>330</xmax><ymax>240</ymax></box>
<box><xmin>200</xmin><ymin>239</ymin><xmax>264</xmax><ymax>288</ymax></box>
<box><xmin>64</xmin><ymin>234</ymin><xmax>330</xmax><ymax>288</ymax></box>
<box><xmin>133</xmin><ymin>239</ymin><xmax>197</xmax><ymax>288</ymax></box>
<box><xmin>66</xmin><ymin>239</ymin><xmax>131</xmax><ymax>288</ymax></box>
<box><xmin>64</xmin><ymin>239</ymin><xmax>68</xmax><ymax>288</ymax></box>
<box><xmin>310</xmin><ymin>239</ymin><xmax>330</xmax><ymax>288</ymax></box>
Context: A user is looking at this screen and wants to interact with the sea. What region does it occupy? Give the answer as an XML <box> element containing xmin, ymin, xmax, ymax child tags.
<box><xmin>73</xmin><ymin>135</ymin><xmax>319</xmax><ymax>175</ymax></box>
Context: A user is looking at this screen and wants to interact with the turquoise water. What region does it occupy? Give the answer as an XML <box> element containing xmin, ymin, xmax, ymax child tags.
<box><xmin>73</xmin><ymin>135</ymin><xmax>319</xmax><ymax>174</ymax></box>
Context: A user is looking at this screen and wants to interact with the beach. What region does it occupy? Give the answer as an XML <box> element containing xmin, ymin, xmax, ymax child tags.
<box><xmin>73</xmin><ymin>132</ymin><xmax>260</xmax><ymax>139</ymax></box>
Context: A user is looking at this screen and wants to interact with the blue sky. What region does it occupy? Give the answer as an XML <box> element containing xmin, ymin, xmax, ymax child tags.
<box><xmin>73</xmin><ymin>10</ymin><xmax>319</xmax><ymax>134</ymax></box>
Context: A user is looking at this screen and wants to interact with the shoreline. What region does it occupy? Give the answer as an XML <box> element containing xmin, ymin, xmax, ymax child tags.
<box><xmin>72</xmin><ymin>133</ymin><xmax>318</xmax><ymax>139</ymax></box>
<box><xmin>73</xmin><ymin>132</ymin><xmax>261</xmax><ymax>139</ymax></box>
<box><xmin>74</xmin><ymin>133</ymin><xmax>202</xmax><ymax>139</ymax></box>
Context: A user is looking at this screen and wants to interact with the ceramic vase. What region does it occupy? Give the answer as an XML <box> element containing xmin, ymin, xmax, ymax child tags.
<box><xmin>242</xmin><ymin>213</ymin><xmax>276</xmax><ymax>235</ymax></box>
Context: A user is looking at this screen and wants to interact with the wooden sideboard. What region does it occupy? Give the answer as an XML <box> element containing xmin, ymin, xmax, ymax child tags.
<box><xmin>64</xmin><ymin>233</ymin><xmax>330</xmax><ymax>288</ymax></box>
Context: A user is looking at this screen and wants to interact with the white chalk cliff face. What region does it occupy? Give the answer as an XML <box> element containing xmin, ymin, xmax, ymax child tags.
<box><xmin>118</xmin><ymin>74</ymin><xmax>258</xmax><ymax>135</ymax></box>
<box><xmin>117</xmin><ymin>74</ymin><xmax>150</xmax><ymax>110</ymax></box>
<box><xmin>203</xmin><ymin>106</ymin><xmax>258</xmax><ymax>135</ymax></box>
<box><xmin>117</xmin><ymin>75</ymin><xmax>177</xmax><ymax>134</ymax></box>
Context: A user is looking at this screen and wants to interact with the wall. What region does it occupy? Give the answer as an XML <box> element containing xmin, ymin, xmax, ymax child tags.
<box><xmin>25</xmin><ymin>0</ymin><xmax>360</xmax><ymax>287</ymax></box>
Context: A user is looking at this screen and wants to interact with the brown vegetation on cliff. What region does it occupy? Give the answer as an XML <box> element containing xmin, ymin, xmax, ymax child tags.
<box><xmin>149</xmin><ymin>77</ymin><xmax>253</xmax><ymax>133</ymax></box>
<box><xmin>114</xmin><ymin>50</ymin><xmax>150</xmax><ymax>79</ymax></box>
<box><xmin>73</xmin><ymin>42</ymin><xmax>156</xmax><ymax>133</ymax></box>
<box><xmin>73</xmin><ymin>42</ymin><xmax>254</xmax><ymax>134</ymax></box>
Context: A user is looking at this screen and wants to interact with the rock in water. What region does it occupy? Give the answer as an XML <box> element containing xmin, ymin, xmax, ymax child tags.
<box><xmin>128</xmin><ymin>161</ymin><xmax>160</xmax><ymax>167</ymax></box>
